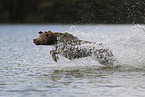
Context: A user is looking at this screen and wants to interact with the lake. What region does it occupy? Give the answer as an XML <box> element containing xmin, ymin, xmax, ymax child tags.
<box><xmin>0</xmin><ymin>24</ymin><xmax>145</xmax><ymax>97</ymax></box>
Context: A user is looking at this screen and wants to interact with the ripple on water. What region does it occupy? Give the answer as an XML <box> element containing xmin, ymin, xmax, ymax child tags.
<box><xmin>0</xmin><ymin>24</ymin><xmax>145</xmax><ymax>97</ymax></box>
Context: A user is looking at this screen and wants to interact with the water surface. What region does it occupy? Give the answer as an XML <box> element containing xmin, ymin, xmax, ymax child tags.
<box><xmin>0</xmin><ymin>24</ymin><xmax>145</xmax><ymax>97</ymax></box>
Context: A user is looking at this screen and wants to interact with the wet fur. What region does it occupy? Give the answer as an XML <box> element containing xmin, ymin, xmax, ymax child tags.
<box><xmin>33</xmin><ymin>31</ymin><xmax>115</xmax><ymax>66</ymax></box>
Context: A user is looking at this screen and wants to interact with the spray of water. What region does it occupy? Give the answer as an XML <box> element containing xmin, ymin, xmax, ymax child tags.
<box><xmin>61</xmin><ymin>25</ymin><xmax>145</xmax><ymax>69</ymax></box>
<box><xmin>108</xmin><ymin>25</ymin><xmax>145</xmax><ymax>68</ymax></box>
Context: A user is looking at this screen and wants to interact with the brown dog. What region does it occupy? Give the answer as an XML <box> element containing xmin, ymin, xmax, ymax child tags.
<box><xmin>33</xmin><ymin>31</ymin><xmax>115</xmax><ymax>66</ymax></box>
<box><xmin>33</xmin><ymin>31</ymin><xmax>79</xmax><ymax>45</ymax></box>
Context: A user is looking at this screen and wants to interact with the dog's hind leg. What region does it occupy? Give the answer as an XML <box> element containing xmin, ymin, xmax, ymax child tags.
<box><xmin>93</xmin><ymin>48</ymin><xmax>115</xmax><ymax>66</ymax></box>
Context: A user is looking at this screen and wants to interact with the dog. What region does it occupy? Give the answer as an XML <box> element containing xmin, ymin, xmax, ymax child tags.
<box><xmin>33</xmin><ymin>31</ymin><xmax>115</xmax><ymax>66</ymax></box>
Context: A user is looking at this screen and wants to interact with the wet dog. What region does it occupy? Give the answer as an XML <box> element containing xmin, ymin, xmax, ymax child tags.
<box><xmin>33</xmin><ymin>31</ymin><xmax>115</xmax><ymax>66</ymax></box>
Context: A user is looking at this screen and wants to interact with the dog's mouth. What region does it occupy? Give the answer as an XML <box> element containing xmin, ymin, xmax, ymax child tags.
<box><xmin>33</xmin><ymin>39</ymin><xmax>50</xmax><ymax>45</ymax></box>
<box><xmin>33</xmin><ymin>39</ymin><xmax>41</xmax><ymax>45</ymax></box>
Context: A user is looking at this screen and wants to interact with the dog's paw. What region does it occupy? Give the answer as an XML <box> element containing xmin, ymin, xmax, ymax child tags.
<box><xmin>50</xmin><ymin>50</ymin><xmax>59</xmax><ymax>62</ymax></box>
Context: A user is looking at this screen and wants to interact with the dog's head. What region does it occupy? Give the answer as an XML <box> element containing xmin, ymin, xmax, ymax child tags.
<box><xmin>33</xmin><ymin>31</ymin><xmax>56</xmax><ymax>45</ymax></box>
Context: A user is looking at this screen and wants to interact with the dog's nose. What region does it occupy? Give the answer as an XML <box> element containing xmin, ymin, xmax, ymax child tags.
<box><xmin>33</xmin><ymin>39</ymin><xmax>38</xmax><ymax>45</ymax></box>
<box><xmin>33</xmin><ymin>39</ymin><xmax>36</xmax><ymax>43</ymax></box>
<box><xmin>33</xmin><ymin>39</ymin><xmax>40</xmax><ymax>45</ymax></box>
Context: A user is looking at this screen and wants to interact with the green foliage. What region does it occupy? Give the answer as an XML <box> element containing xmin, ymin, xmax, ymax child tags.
<box><xmin>0</xmin><ymin>0</ymin><xmax>144</xmax><ymax>24</ymax></box>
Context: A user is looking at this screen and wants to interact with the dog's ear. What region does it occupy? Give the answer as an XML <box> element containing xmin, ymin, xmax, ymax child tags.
<box><xmin>46</xmin><ymin>31</ymin><xmax>53</xmax><ymax>37</ymax></box>
<box><xmin>38</xmin><ymin>31</ymin><xmax>43</xmax><ymax>34</ymax></box>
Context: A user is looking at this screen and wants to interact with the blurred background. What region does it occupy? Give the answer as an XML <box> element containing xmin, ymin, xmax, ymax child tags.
<box><xmin>0</xmin><ymin>0</ymin><xmax>144</xmax><ymax>24</ymax></box>
<box><xmin>0</xmin><ymin>1</ymin><xmax>145</xmax><ymax>97</ymax></box>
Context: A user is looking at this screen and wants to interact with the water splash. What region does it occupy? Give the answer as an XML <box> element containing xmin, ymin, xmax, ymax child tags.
<box><xmin>61</xmin><ymin>25</ymin><xmax>145</xmax><ymax>69</ymax></box>
<box><xmin>114</xmin><ymin>25</ymin><xmax>144</xmax><ymax>68</ymax></box>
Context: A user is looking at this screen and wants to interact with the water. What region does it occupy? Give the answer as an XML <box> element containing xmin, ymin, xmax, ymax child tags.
<box><xmin>0</xmin><ymin>24</ymin><xmax>145</xmax><ymax>97</ymax></box>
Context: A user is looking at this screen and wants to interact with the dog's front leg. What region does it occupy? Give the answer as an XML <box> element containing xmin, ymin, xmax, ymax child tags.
<box><xmin>50</xmin><ymin>50</ymin><xmax>59</xmax><ymax>62</ymax></box>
